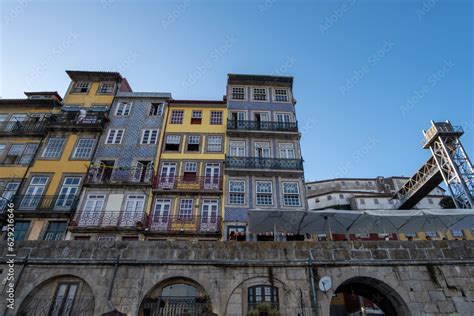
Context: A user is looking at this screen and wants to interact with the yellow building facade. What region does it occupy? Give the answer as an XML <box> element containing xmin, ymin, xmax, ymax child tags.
<box><xmin>149</xmin><ymin>100</ymin><xmax>227</xmax><ymax>240</ymax></box>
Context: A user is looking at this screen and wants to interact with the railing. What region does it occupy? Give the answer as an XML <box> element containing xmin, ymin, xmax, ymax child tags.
<box><xmin>422</xmin><ymin>122</ymin><xmax>463</xmax><ymax>147</ymax></box>
<box><xmin>153</xmin><ymin>176</ymin><xmax>223</xmax><ymax>191</ymax></box>
<box><xmin>18</xmin><ymin>295</ymin><xmax>94</xmax><ymax>316</ymax></box>
<box><xmin>72</xmin><ymin>210</ymin><xmax>146</xmax><ymax>228</ymax></box>
<box><xmin>227</xmin><ymin>119</ymin><xmax>298</xmax><ymax>132</ymax></box>
<box><xmin>0</xmin><ymin>121</ymin><xmax>46</xmax><ymax>135</ymax></box>
<box><xmin>47</xmin><ymin>113</ymin><xmax>107</xmax><ymax>129</ymax></box>
<box><xmin>85</xmin><ymin>166</ymin><xmax>153</xmax><ymax>185</ymax></box>
<box><xmin>148</xmin><ymin>215</ymin><xmax>221</xmax><ymax>234</ymax></box>
<box><xmin>2</xmin><ymin>195</ymin><xmax>78</xmax><ymax>213</ymax></box>
<box><xmin>225</xmin><ymin>156</ymin><xmax>303</xmax><ymax>170</ymax></box>
<box><xmin>142</xmin><ymin>296</ymin><xmax>210</xmax><ymax>316</ymax></box>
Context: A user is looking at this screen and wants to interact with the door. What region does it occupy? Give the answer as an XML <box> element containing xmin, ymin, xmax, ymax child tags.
<box><xmin>0</xmin><ymin>182</ymin><xmax>19</xmax><ymax>211</ymax></box>
<box><xmin>279</xmin><ymin>143</ymin><xmax>296</xmax><ymax>159</ymax></box>
<box><xmin>122</xmin><ymin>195</ymin><xmax>145</xmax><ymax>227</ymax></box>
<box><xmin>276</xmin><ymin>113</ymin><xmax>291</xmax><ymax>129</ymax></box>
<box><xmin>21</xmin><ymin>176</ymin><xmax>48</xmax><ymax>208</ymax></box>
<box><xmin>255</xmin><ymin>142</ymin><xmax>271</xmax><ymax>158</ymax></box>
<box><xmin>134</xmin><ymin>161</ymin><xmax>152</xmax><ymax>183</ymax></box>
<box><xmin>80</xmin><ymin>195</ymin><xmax>105</xmax><ymax>226</ymax></box>
<box><xmin>229</xmin><ymin>141</ymin><xmax>246</xmax><ymax>157</ymax></box>
<box><xmin>204</xmin><ymin>163</ymin><xmax>220</xmax><ymax>190</ymax></box>
<box><xmin>55</xmin><ymin>177</ymin><xmax>81</xmax><ymax>208</ymax></box>
<box><xmin>159</xmin><ymin>162</ymin><xmax>176</xmax><ymax>188</ymax></box>
<box><xmin>151</xmin><ymin>199</ymin><xmax>171</xmax><ymax>230</ymax></box>
<box><xmin>98</xmin><ymin>160</ymin><xmax>115</xmax><ymax>182</ymax></box>
<box><xmin>200</xmin><ymin>199</ymin><xmax>218</xmax><ymax>231</ymax></box>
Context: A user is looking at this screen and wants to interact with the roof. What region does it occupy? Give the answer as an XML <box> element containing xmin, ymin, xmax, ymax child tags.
<box><xmin>306</xmin><ymin>177</ymin><xmax>381</xmax><ymax>185</ymax></box>
<box><xmin>227</xmin><ymin>74</ymin><xmax>293</xmax><ymax>87</ymax></box>
<box><xmin>168</xmin><ymin>99</ymin><xmax>226</xmax><ymax>106</ymax></box>
<box><xmin>116</xmin><ymin>92</ymin><xmax>172</xmax><ymax>99</ymax></box>
<box><xmin>66</xmin><ymin>70</ymin><xmax>124</xmax><ymax>82</ymax></box>
<box><xmin>0</xmin><ymin>98</ymin><xmax>62</xmax><ymax>108</ymax></box>
<box><xmin>307</xmin><ymin>190</ymin><xmax>446</xmax><ymax>199</ymax></box>
<box><xmin>24</xmin><ymin>91</ymin><xmax>63</xmax><ymax>101</ymax></box>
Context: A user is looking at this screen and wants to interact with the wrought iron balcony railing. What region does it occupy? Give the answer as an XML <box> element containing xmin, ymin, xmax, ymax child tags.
<box><xmin>1</xmin><ymin>195</ymin><xmax>78</xmax><ymax>213</ymax></box>
<box><xmin>225</xmin><ymin>156</ymin><xmax>303</xmax><ymax>171</ymax></box>
<box><xmin>142</xmin><ymin>296</ymin><xmax>210</xmax><ymax>315</ymax></box>
<box><xmin>71</xmin><ymin>210</ymin><xmax>146</xmax><ymax>228</ymax></box>
<box><xmin>148</xmin><ymin>215</ymin><xmax>221</xmax><ymax>234</ymax></box>
<box><xmin>85</xmin><ymin>166</ymin><xmax>154</xmax><ymax>185</ymax></box>
<box><xmin>0</xmin><ymin>121</ymin><xmax>47</xmax><ymax>135</ymax></box>
<box><xmin>47</xmin><ymin>113</ymin><xmax>107</xmax><ymax>130</ymax></box>
<box><xmin>227</xmin><ymin>119</ymin><xmax>298</xmax><ymax>132</ymax></box>
<box><xmin>18</xmin><ymin>295</ymin><xmax>94</xmax><ymax>316</ymax></box>
<box><xmin>153</xmin><ymin>176</ymin><xmax>223</xmax><ymax>191</ymax></box>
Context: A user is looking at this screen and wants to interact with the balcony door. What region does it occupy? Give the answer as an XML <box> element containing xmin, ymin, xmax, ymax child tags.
<box><xmin>159</xmin><ymin>162</ymin><xmax>176</xmax><ymax>188</ymax></box>
<box><xmin>80</xmin><ymin>195</ymin><xmax>104</xmax><ymax>226</ymax></box>
<box><xmin>21</xmin><ymin>176</ymin><xmax>49</xmax><ymax>208</ymax></box>
<box><xmin>151</xmin><ymin>199</ymin><xmax>171</xmax><ymax>230</ymax></box>
<box><xmin>204</xmin><ymin>163</ymin><xmax>220</xmax><ymax>190</ymax></box>
<box><xmin>121</xmin><ymin>195</ymin><xmax>145</xmax><ymax>227</ymax></box>
<box><xmin>133</xmin><ymin>160</ymin><xmax>153</xmax><ymax>183</ymax></box>
<box><xmin>55</xmin><ymin>177</ymin><xmax>81</xmax><ymax>209</ymax></box>
<box><xmin>200</xmin><ymin>199</ymin><xmax>218</xmax><ymax>231</ymax></box>
<box><xmin>255</xmin><ymin>142</ymin><xmax>271</xmax><ymax>158</ymax></box>
<box><xmin>98</xmin><ymin>160</ymin><xmax>115</xmax><ymax>182</ymax></box>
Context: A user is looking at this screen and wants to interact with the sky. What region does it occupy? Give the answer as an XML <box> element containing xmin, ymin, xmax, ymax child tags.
<box><xmin>1</xmin><ymin>0</ymin><xmax>472</xmax><ymax>182</ymax></box>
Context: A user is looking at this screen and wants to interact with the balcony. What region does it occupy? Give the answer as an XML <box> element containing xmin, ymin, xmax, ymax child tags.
<box><xmin>46</xmin><ymin>113</ymin><xmax>107</xmax><ymax>132</ymax></box>
<box><xmin>85</xmin><ymin>166</ymin><xmax>153</xmax><ymax>186</ymax></box>
<box><xmin>153</xmin><ymin>176</ymin><xmax>223</xmax><ymax>192</ymax></box>
<box><xmin>148</xmin><ymin>215</ymin><xmax>221</xmax><ymax>235</ymax></box>
<box><xmin>227</xmin><ymin>119</ymin><xmax>299</xmax><ymax>137</ymax></box>
<box><xmin>0</xmin><ymin>121</ymin><xmax>46</xmax><ymax>136</ymax></box>
<box><xmin>2</xmin><ymin>195</ymin><xmax>78</xmax><ymax>216</ymax></box>
<box><xmin>71</xmin><ymin>210</ymin><xmax>146</xmax><ymax>229</ymax></box>
<box><xmin>225</xmin><ymin>156</ymin><xmax>303</xmax><ymax>172</ymax></box>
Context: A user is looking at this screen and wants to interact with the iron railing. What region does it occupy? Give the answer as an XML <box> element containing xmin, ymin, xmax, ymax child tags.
<box><xmin>142</xmin><ymin>296</ymin><xmax>210</xmax><ymax>316</ymax></box>
<box><xmin>47</xmin><ymin>113</ymin><xmax>107</xmax><ymax>130</ymax></box>
<box><xmin>227</xmin><ymin>119</ymin><xmax>298</xmax><ymax>132</ymax></box>
<box><xmin>153</xmin><ymin>176</ymin><xmax>223</xmax><ymax>191</ymax></box>
<box><xmin>0</xmin><ymin>121</ymin><xmax>47</xmax><ymax>135</ymax></box>
<box><xmin>72</xmin><ymin>210</ymin><xmax>146</xmax><ymax>228</ymax></box>
<box><xmin>18</xmin><ymin>295</ymin><xmax>94</xmax><ymax>316</ymax></box>
<box><xmin>85</xmin><ymin>166</ymin><xmax>154</xmax><ymax>185</ymax></box>
<box><xmin>2</xmin><ymin>195</ymin><xmax>78</xmax><ymax>213</ymax></box>
<box><xmin>148</xmin><ymin>215</ymin><xmax>221</xmax><ymax>233</ymax></box>
<box><xmin>225</xmin><ymin>156</ymin><xmax>303</xmax><ymax>170</ymax></box>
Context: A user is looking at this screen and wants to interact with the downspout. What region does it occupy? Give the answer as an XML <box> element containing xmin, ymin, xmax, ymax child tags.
<box><xmin>308</xmin><ymin>250</ymin><xmax>318</xmax><ymax>316</ymax></box>
<box><xmin>107</xmin><ymin>254</ymin><xmax>121</xmax><ymax>310</ymax></box>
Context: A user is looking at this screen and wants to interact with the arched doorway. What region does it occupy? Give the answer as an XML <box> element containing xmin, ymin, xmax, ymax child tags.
<box><xmin>140</xmin><ymin>277</ymin><xmax>213</xmax><ymax>316</ymax></box>
<box><xmin>18</xmin><ymin>275</ymin><xmax>95</xmax><ymax>316</ymax></box>
<box><xmin>330</xmin><ymin>277</ymin><xmax>409</xmax><ymax>316</ymax></box>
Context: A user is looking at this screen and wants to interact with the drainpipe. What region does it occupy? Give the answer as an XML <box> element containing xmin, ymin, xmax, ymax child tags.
<box><xmin>107</xmin><ymin>254</ymin><xmax>121</xmax><ymax>310</ymax></box>
<box><xmin>308</xmin><ymin>250</ymin><xmax>318</xmax><ymax>316</ymax></box>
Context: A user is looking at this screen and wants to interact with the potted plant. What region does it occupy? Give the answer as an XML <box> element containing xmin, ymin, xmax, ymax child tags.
<box><xmin>247</xmin><ymin>302</ymin><xmax>280</xmax><ymax>316</ymax></box>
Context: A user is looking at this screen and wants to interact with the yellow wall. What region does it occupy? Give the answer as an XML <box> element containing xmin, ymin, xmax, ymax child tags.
<box><xmin>63</xmin><ymin>82</ymin><xmax>115</xmax><ymax>107</ymax></box>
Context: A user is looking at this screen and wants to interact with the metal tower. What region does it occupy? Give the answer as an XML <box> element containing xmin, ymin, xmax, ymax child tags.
<box><xmin>395</xmin><ymin>121</ymin><xmax>474</xmax><ymax>209</ymax></box>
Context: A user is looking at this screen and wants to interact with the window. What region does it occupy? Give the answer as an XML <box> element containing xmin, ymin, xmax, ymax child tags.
<box><xmin>231</xmin><ymin>87</ymin><xmax>245</xmax><ymax>100</ymax></box>
<box><xmin>451</xmin><ymin>230</ymin><xmax>464</xmax><ymax>238</ymax></box>
<box><xmin>210</xmin><ymin>111</ymin><xmax>223</xmax><ymax>125</ymax></box>
<box><xmin>374</xmin><ymin>198</ymin><xmax>379</xmax><ymax>205</ymax></box>
<box><xmin>179</xmin><ymin>199</ymin><xmax>193</xmax><ymax>219</ymax></box>
<box><xmin>71</xmin><ymin>81</ymin><xmax>90</xmax><ymax>93</ymax></box>
<box><xmin>165</xmin><ymin>135</ymin><xmax>181</xmax><ymax>151</ymax></box>
<box><xmin>253</xmin><ymin>88</ymin><xmax>267</xmax><ymax>101</ymax></box>
<box><xmin>256</xmin><ymin>181</ymin><xmax>273</xmax><ymax>205</ymax></box>
<box><xmin>5</xmin><ymin>144</ymin><xmax>25</xmax><ymax>164</ymax></box>
<box><xmin>124</xmin><ymin>195</ymin><xmax>145</xmax><ymax>218</ymax></box>
<box><xmin>229</xmin><ymin>141</ymin><xmax>245</xmax><ymax>157</ymax></box>
<box><xmin>133</xmin><ymin>160</ymin><xmax>153</xmax><ymax>182</ymax></box>
<box><xmin>428</xmin><ymin>198</ymin><xmax>434</xmax><ymax>204</ymax></box>
<box><xmin>150</xmin><ymin>103</ymin><xmax>164</xmax><ymax>116</ymax></box>
<box><xmin>339</xmin><ymin>194</ymin><xmax>344</xmax><ymax>199</ymax></box>
<box><xmin>18</xmin><ymin>144</ymin><xmax>38</xmax><ymax>165</ymax></box>
<box><xmin>255</xmin><ymin>142</ymin><xmax>270</xmax><ymax>158</ymax></box>
<box><xmin>276</xmin><ymin>113</ymin><xmax>291</xmax><ymax>123</ymax></box>
<box><xmin>115</xmin><ymin>102</ymin><xmax>132</xmax><ymax>116</ymax></box>
<box><xmin>274</xmin><ymin>88</ymin><xmax>289</xmax><ymax>102</ymax></box>
<box><xmin>355</xmin><ymin>181</ymin><xmax>360</xmax><ymax>185</ymax></box>
<box><xmin>72</xmin><ymin>138</ymin><xmax>94</xmax><ymax>159</ymax></box>
<box><xmin>360</xmin><ymin>199</ymin><xmax>365</xmax><ymax>205</ymax></box>
<box><xmin>184</xmin><ymin>162</ymin><xmax>197</xmax><ymax>180</ymax></box>
<box><xmin>97</xmin><ymin>235</ymin><xmax>115</xmax><ymax>241</ymax></box>
<box><xmin>6</xmin><ymin>221</ymin><xmax>29</xmax><ymax>241</ymax></box>
<box><xmin>84</xmin><ymin>195</ymin><xmax>105</xmax><ymax>212</ymax></box>
<box><xmin>42</xmin><ymin>137</ymin><xmax>66</xmax><ymax>158</ymax></box>
<box><xmin>201</xmin><ymin>199</ymin><xmax>218</xmax><ymax>223</ymax></box>
<box><xmin>170</xmin><ymin>110</ymin><xmax>184</xmax><ymax>124</ymax></box>
<box><xmin>49</xmin><ymin>283</ymin><xmax>79</xmax><ymax>315</ymax></box>
<box><xmin>152</xmin><ymin>199</ymin><xmax>171</xmax><ymax>224</ymax></box>
<box><xmin>106</xmin><ymin>129</ymin><xmax>124</xmax><ymax>144</ymax></box>
<box><xmin>248</xmin><ymin>285</ymin><xmax>279</xmax><ymax>310</ymax></box>
<box><xmin>141</xmin><ymin>129</ymin><xmax>159</xmax><ymax>144</ymax></box>
<box><xmin>207</xmin><ymin>136</ymin><xmax>222</xmax><ymax>152</ymax></box>
<box><xmin>425</xmin><ymin>231</ymin><xmax>438</xmax><ymax>237</ymax></box>
<box><xmin>405</xmin><ymin>232</ymin><xmax>417</xmax><ymax>238</ymax></box>
<box><xmin>56</xmin><ymin>177</ymin><xmax>81</xmax><ymax>208</ymax></box>
<box><xmin>21</xmin><ymin>176</ymin><xmax>49</xmax><ymax>208</ymax></box>
<box><xmin>97</xmin><ymin>81</ymin><xmax>116</xmax><ymax>94</ymax></box>
<box><xmin>43</xmin><ymin>222</ymin><xmax>67</xmax><ymax>240</ymax></box>
<box><xmin>187</xmin><ymin>135</ymin><xmax>200</xmax><ymax>151</ymax></box>
<box><xmin>191</xmin><ymin>110</ymin><xmax>202</xmax><ymax>124</ymax></box>
<box><xmin>327</xmin><ymin>195</ymin><xmax>332</xmax><ymax>201</ymax></box>
<box><xmin>229</xmin><ymin>180</ymin><xmax>245</xmax><ymax>205</ymax></box>
<box><xmin>0</xmin><ymin>144</ymin><xmax>6</xmax><ymax>157</ymax></box>
<box><xmin>279</xmin><ymin>143</ymin><xmax>295</xmax><ymax>159</ymax></box>
<box><xmin>0</xmin><ymin>182</ymin><xmax>20</xmax><ymax>210</ymax></box>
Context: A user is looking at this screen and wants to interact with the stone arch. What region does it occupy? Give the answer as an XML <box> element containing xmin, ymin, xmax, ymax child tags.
<box><xmin>138</xmin><ymin>276</ymin><xmax>213</xmax><ymax>316</ymax></box>
<box><xmin>328</xmin><ymin>275</ymin><xmax>410</xmax><ymax>316</ymax></box>
<box><xmin>17</xmin><ymin>274</ymin><xmax>95</xmax><ymax>316</ymax></box>
<box><xmin>224</xmin><ymin>275</ymin><xmax>294</xmax><ymax>316</ymax></box>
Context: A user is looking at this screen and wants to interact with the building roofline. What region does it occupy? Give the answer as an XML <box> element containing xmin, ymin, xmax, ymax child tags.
<box><xmin>65</xmin><ymin>70</ymin><xmax>124</xmax><ymax>82</ymax></box>
<box><xmin>0</xmin><ymin>98</ymin><xmax>63</xmax><ymax>108</ymax></box>
<box><xmin>168</xmin><ymin>99</ymin><xmax>226</xmax><ymax>105</ymax></box>
<box><xmin>116</xmin><ymin>92</ymin><xmax>172</xmax><ymax>99</ymax></box>
<box><xmin>227</xmin><ymin>73</ymin><xmax>293</xmax><ymax>88</ymax></box>
<box><xmin>23</xmin><ymin>91</ymin><xmax>63</xmax><ymax>101</ymax></box>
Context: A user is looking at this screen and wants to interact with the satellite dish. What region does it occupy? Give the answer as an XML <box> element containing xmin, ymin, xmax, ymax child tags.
<box><xmin>319</xmin><ymin>276</ymin><xmax>332</xmax><ymax>292</ymax></box>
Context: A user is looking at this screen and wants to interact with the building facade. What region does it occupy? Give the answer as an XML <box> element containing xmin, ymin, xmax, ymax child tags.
<box><xmin>68</xmin><ymin>92</ymin><xmax>171</xmax><ymax>241</ymax></box>
<box><xmin>150</xmin><ymin>100</ymin><xmax>227</xmax><ymax>240</ymax></box>
<box><xmin>224</xmin><ymin>74</ymin><xmax>307</xmax><ymax>240</ymax></box>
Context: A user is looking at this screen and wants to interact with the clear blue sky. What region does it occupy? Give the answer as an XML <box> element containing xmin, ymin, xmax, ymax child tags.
<box><xmin>1</xmin><ymin>0</ymin><xmax>472</xmax><ymax>182</ymax></box>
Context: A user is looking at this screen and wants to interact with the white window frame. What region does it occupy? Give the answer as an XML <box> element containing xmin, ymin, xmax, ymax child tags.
<box><xmin>170</xmin><ymin>110</ymin><xmax>184</xmax><ymax>124</ymax></box>
<box><xmin>150</xmin><ymin>103</ymin><xmax>164</xmax><ymax>116</ymax></box>
<box><xmin>282</xmin><ymin>182</ymin><xmax>301</xmax><ymax>207</ymax></box>
<box><xmin>256</xmin><ymin>181</ymin><xmax>273</xmax><ymax>206</ymax></box>
<box><xmin>230</xmin><ymin>86</ymin><xmax>246</xmax><ymax>100</ymax></box>
<box><xmin>106</xmin><ymin>129</ymin><xmax>124</xmax><ymax>144</ymax></box>
<box><xmin>179</xmin><ymin>199</ymin><xmax>193</xmax><ymax>218</ymax></box>
<box><xmin>210</xmin><ymin>111</ymin><xmax>223</xmax><ymax>125</ymax></box>
<box><xmin>184</xmin><ymin>162</ymin><xmax>197</xmax><ymax>173</ymax></box>
<box><xmin>252</xmin><ymin>87</ymin><xmax>268</xmax><ymax>102</ymax></box>
<box><xmin>141</xmin><ymin>129</ymin><xmax>159</xmax><ymax>145</ymax></box>
<box><xmin>72</xmin><ymin>138</ymin><xmax>94</xmax><ymax>159</ymax></box>
<box><xmin>191</xmin><ymin>110</ymin><xmax>202</xmax><ymax>119</ymax></box>
<box><xmin>71</xmin><ymin>81</ymin><xmax>90</xmax><ymax>93</ymax></box>
<box><xmin>97</xmin><ymin>81</ymin><xmax>116</xmax><ymax>94</ymax></box>
<box><xmin>273</xmin><ymin>88</ymin><xmax>290</xmax><ymax>102</ymax></box>
<box><xmin>207</xmin><ymin>135</ymin><xmax>223</xmax><ymax>152</ymax></box>
<box><xmin>229</xmin><ymin>141</ymin><xmax>246</xmax><ymax>157</ymax></box>
<box><xmin>229</xmin><ymin>180</ymin><xmax>245</xmax><ymax>205</ymax></box>
<box><xmin>115</xmin><ymin>102</ymin><xmax>132</xmax><ymax>116</ymax></box>
<box><xmin>42</xmin><ymin>137</ymin><xmax>66</xmax><ymax>158</ymax></box>
<box><xmin>279</xmin><ymin>143</ymin><xmax>295</xmax><ymax>159</ymax></box>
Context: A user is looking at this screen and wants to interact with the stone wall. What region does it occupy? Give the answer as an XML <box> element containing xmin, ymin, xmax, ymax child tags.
<box><xmin>1</xmin><ymin>240</ymin><xmax>473</xmax><ymax>315</ymax></box>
